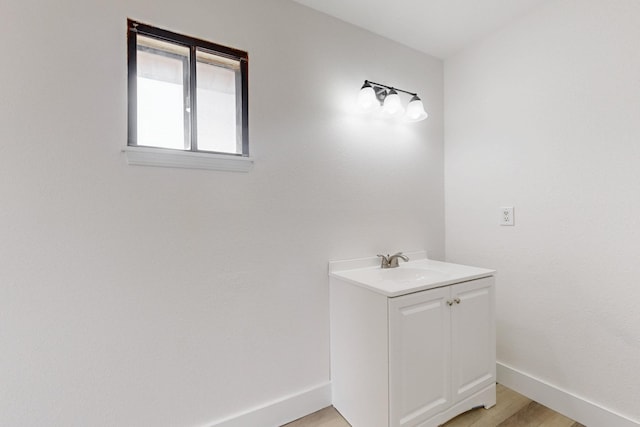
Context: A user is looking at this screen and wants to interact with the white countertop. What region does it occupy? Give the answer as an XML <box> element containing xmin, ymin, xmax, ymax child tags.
<box><xmin>329</xmin><ymin>254</ymin><xmax>495</xmax><ymax>297</ymax></box>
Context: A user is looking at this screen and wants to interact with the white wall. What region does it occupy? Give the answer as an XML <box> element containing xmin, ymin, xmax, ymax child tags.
<box><xmin>0</xmin><ymin>0</ymin><xmax>443</xmax><ymax>426</ymax></box>
<box><xmin>445</xmin><ymin>0</ymin><xmax>640</xmax><ymax>422</ymax></box>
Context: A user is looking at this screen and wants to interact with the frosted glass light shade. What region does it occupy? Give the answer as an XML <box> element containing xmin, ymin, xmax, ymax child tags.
<box><xmin>383</xmin><ymin>89</ymin><xmax>404</xmax><ymax>116</ymax></box>
<box><xmin>404</xmin><ymin>95</ymin><xmax>428</xmax><ymax>122</ymax></box>
<box><xmin>357</xmin><ymin>82</ymin><xmax>377</xmax><ymax>112</ymax></box>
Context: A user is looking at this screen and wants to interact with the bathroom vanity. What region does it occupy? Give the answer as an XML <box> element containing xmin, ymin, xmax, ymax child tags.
<box><xmin>329</xmin><ymin>251</ymin><xmax>496</xmax><ymax>427</ymax></box>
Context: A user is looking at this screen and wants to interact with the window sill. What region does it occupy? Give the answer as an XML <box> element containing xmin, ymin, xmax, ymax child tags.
<box><xmin>123</xmin><ymin>146</ymin><xmax>253</xmax><ymax>172</ymax></box>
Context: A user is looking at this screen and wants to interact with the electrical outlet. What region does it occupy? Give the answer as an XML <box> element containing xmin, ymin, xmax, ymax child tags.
<box><xmin>500</xmin><ymin>207</ymin><xmax>514</xmax><ymax>226</ymax></box>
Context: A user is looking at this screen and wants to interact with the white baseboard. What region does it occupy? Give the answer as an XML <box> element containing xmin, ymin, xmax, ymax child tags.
<box><xmin>204</xmin><ymin>382</ymin><xmax>331</xmax><ymax>427</ymax></box>
<box><xmin>497</xmin><ymin>362</ymin><xmax>639</xmax><ymax>427</ymax></box>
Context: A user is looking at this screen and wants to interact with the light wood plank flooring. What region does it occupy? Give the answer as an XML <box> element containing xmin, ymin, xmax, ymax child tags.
<box><xmin>282</xmin><ymin>384</ymin><xmax>585</xmax><ymax>427</ymax></box>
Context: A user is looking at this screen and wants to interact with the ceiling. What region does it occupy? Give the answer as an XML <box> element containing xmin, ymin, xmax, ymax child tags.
<box><xmin>292</xmin><ymin>0</ymin><xmax>554</xmax><ymax>58</ymax></box>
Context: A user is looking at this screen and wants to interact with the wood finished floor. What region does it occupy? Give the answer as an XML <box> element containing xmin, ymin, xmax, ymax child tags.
<box><xmin>282</xmin><ymin>384</ymin><xmax>586</xmax><ymax>427</ymax></box>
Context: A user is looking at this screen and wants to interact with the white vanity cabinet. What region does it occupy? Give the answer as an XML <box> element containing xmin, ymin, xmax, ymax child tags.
<box><xmin>389</xmin><ymin>277</ymin><xmax>495</xmax><ymax>426</ymax></box>
<box><xmin>329</xmin><ymin>255</ymin><xmax>496</xmax><ymax>427</ymax></box>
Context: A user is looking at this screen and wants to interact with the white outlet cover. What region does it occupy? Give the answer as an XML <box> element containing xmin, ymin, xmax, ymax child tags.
<box><xmin>500</xmin><ymin>206</ymin><xmax>514</xmax><ymax>226</ymax></box>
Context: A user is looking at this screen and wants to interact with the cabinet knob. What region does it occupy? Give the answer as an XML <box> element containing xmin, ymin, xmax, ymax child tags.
<box><xmin>454</xmin><ymin>297</ymin><xmax>461</xmax><ymax>304</ymax></box>
<box><xmin>447</xmin><ymin>300</ymin><xmax>454</xmax><ymax>306</ymax></box>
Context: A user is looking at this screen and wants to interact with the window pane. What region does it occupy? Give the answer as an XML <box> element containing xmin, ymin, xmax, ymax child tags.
<box><xmin>196</xmin><ymin>50</ymin><xmax>239</xmax><ymax>154</ymax></box>
<box><xmin>136</xmin><ymin>36</ymin><xmax>190</xmax><ymax>150</ymax></box>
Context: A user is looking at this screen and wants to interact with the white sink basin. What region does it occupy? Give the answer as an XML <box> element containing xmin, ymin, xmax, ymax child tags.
<box><xmin>329</xmin><ymin>257</ymin><xmax>495</xmax><ymax>297</ymax></box>
<box><xmin>338</xmin><ymin>267</ymin><xmax>450</xmax><ymax>287</ymax></box>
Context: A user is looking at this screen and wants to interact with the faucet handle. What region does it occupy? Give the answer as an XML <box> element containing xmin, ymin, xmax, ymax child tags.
<box><xmin>387</xmin><ymin>252</ymin><xmax>409</xmax><ymax>268</ymax></box>
<box><xmin>377</xmin><ymin>254</ymin><xmax>390</xmax><ymax>268</ymax></box>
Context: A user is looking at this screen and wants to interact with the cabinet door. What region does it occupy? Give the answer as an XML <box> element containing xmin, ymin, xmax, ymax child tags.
<box><xmin>388</xmin><ymin>287</ymin><xmax>452</xmax><ymax>427</ymax></box>
<box><xmin>450</xmin><ymin>277</ymin><xmax>496</xmax><ymax>403</ymax></box>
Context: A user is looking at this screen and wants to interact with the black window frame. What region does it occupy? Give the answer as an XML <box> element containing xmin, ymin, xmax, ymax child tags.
<box><xmin>127</xmin><ymin>19</ymin><xmax>249</xmax><ymax>157</ymax></box>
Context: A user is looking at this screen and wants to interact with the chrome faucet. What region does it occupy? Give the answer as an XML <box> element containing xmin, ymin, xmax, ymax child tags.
<box><xmin>377</xmin><ymin>252</ymin><xmax>409</xmax><ymax>269</ymax></box>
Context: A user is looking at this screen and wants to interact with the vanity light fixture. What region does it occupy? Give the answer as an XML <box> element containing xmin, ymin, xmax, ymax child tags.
<box><xmin>357</xmin><ymin>80</ymin><xmax>428</xmax><ymax>122</ymax></box>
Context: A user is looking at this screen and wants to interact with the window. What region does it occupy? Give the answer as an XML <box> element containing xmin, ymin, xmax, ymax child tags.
<box><xmin>126</xmin><ymin>20</ymin><xmax>252</xmax><ymax>171</ymax></box>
